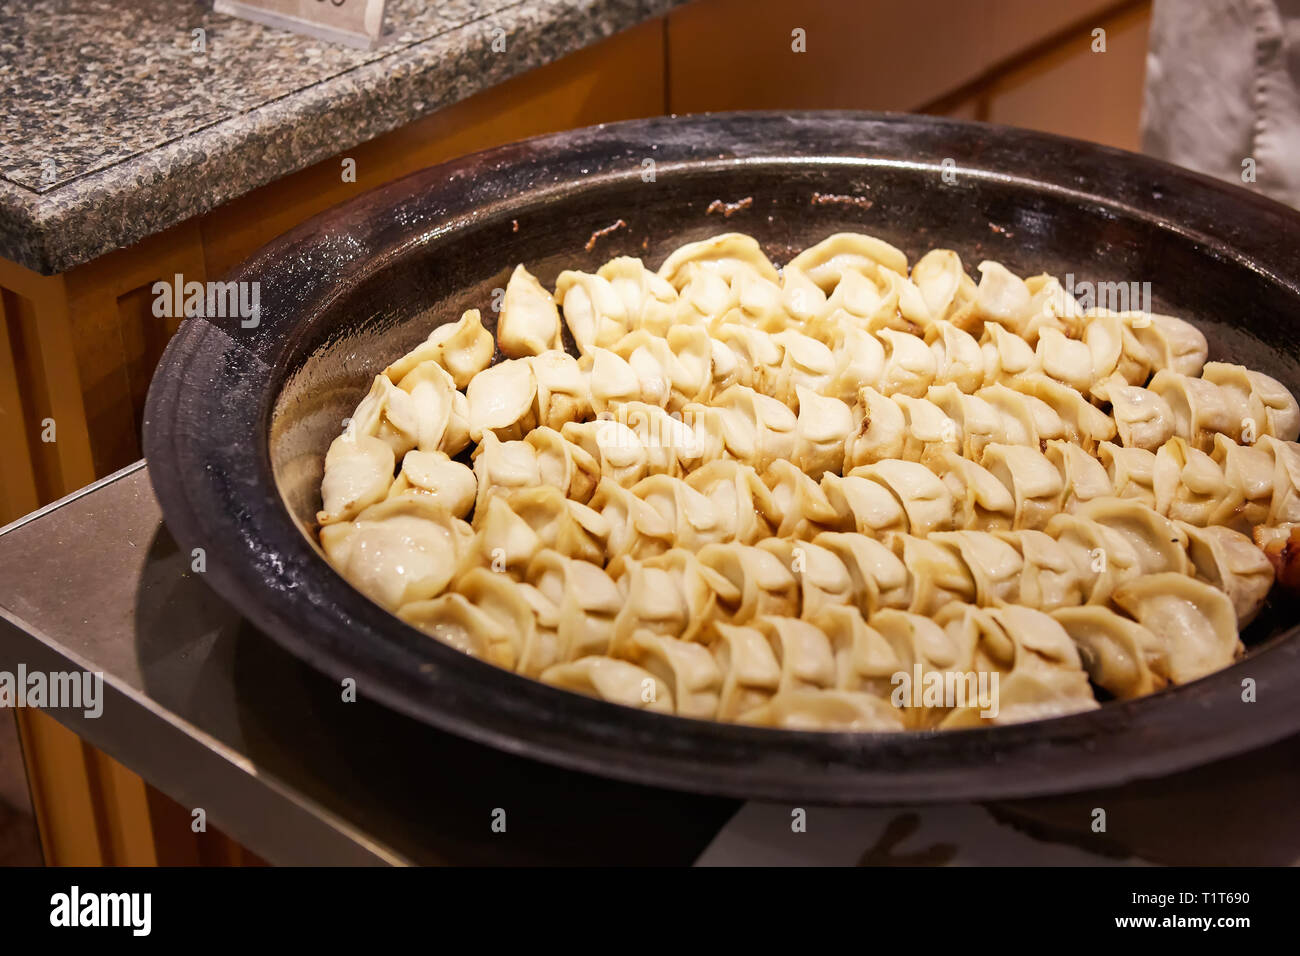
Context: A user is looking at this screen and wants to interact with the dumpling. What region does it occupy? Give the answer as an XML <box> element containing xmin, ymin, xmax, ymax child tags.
<box><xmin>498</xmin><ymin>265</ymin><xmax>562</xmax><ymax>357</ymax></box>
<box><xmin>319</xmin><ymin>495</ymin><xmax>473</xmax><ymax>611</ymax></box>
<box><xmin>1111</xmin><ymin>573</ymin><xmax>1241</xmax><ymax>683</ymax></box>
<box><xmin>541</xmin><ymin>657</ymin><xmax>673</xmax><ymax>712</ymax></box>
<box><xmin>1052</xmin><ymin>605</ymin><xmax>1165</xmax><ymax>699</ymax></box>
<box><xmin>384</xmin><ymin>308</ymin><xmax>493</xmax><ymax>389</ymax></box>
<box><xmin>465</xmin><ymin>357</ymin><xmax>537</xmax><ymax>442</ymax></box>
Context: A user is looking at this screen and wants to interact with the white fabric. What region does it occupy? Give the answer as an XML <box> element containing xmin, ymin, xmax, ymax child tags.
<box><xmin>1143</xmin><ymin>0</ymin><xmax>1300</xmax><ymax>207</ymax></box>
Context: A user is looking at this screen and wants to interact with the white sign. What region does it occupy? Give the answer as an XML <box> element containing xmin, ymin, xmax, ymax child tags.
<box><xmin>214</xmin><ymin>0</ymin><xmax>387</xmax><ymax>50</ymax></box>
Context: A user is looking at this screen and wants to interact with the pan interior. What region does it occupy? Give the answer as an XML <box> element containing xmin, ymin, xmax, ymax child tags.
<box><xmin>268</xmin><ymin>157</ymin><xmax>1300</xmax><ymax>667</ymax></box>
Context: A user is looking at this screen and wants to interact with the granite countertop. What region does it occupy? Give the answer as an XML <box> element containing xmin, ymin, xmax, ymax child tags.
<box><xmin>0</xmin><ymin>0</ymin><xmax>680</xmax><ymax>275</ymax></box>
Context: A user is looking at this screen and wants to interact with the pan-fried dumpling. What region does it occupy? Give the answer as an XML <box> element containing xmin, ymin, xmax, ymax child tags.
<box><xmin>489</xmin><ymin>485</ymin><xmax>608</xmax><ymax>566</ymax></box>
<box><xmin>589</xmin><ymin>478</ymin><xmax>673</xmax><ymax>562</ymax></box>
<box><xmin>979</xmin><ymin>383</ymin><xmax>1065</xmax><ymax>446</ymax></box>
<box><xmin>938</xmin><ymin>604</ymin><xmax>1097</xmax><ymax>726</ymax></box>
<box><xmin>685</xmin><ymin>460</ymin><xmax>778</xmax><ymax>544</ymax></box>
<box><xmin>528</xmin><ymin>550</ymin><xmax>624</xmax><ymax>660</ymax></box>
<box><xmin>1111</xmin><ymin>573</ymin><xmax>1241</xmax><ymax>683</ymax></box>
<box><xmin>530</xmin><ymin>349</ymin><xmax>592</xmax><ymax>428</ymax></box>
<box><xmin>319</xmin><ymin>495</ymin><xmax>473</xmax><ymax>611</ymax></box>
<box><xmin>1202</xmin><ymin>361</ymin><xmax>1300</xmax><ymax>443</ymax></box>
<box><xmin>825</xmin><ymin>323</ymin><xmax>886</xmax><ymax>401</ymax></box>
<box><xmin>1012</xmin><ymin>373</ymin><xmax>1115</xmax><ymax>449</ymax></box>
<box><xmin>1177</xmin><ymin>522</ymin><xmax>1273</xmax><ymax>626</ymax></box>
<box><xmin>981</xmin><ymin>321</ymin><xmax>1037</xmax><ymax>384</ymax></box>
<box><xmin>877</xmin><ymin>328</ymin><xmax>938</xmax><ymax>398</ymax></box>
<box><xmin>1046</xmin><ymin>511</ymin><xmax>1142</xmax><ymax>604</ymax></box>
<box><xmin>739</xmin><ymin>689</ymin><xmax>906</xmax><ymax>731</ymax></box>
<box><xmin>1098</xmin><ymin>441</ymin><xmax>1158</xmax><ymax>508</ymax></box>
<box><xmin>885</xmin><ymin>533</ymin><xmax>976</xmax><ymax>615</ymax></box>
<box><xmin>758</xmin><ymin>537</ymin><xmax>856</xmax><ymax>618</ymax></box>
<box><xmin>471</xmin><ymin>432</ymin><xmax>540</xmax><ymax>512</ymax></box>
<box><xmin>658</xmin><ymin>232</ymin><xmax>780</xmax><ymax>287</ymax></box>
<box><xmin>318</xmin><ymin>431</ymin><xmax>395</xmax><ymax>525</ymax></box>
<box><xmin>623</xmin><ymin>632</ymin><xmax>722</xmax><ymax>719</ymax></box>
<box><xmin>1052</xmin><ymin>605</ymin><xmax>1165</xmax><ymax>699</ymax></box>
<box><xmin>598</xmin><ymin>256</ymin><xmax>678</xmax><ymax>334</ymax></box>
<box><xmin>710</xmin><ymin>621</ymin><xmax>783</xmax><ymax>720</ymax></box>
<box><xmin>1129</xmin><ymin>312</ymin><xmax>1209</xmax><ymax>379</ymax></box>
<box><xmin>397</xmin><ymin>361</ymin><xmax>472</xmax><ymax>456</ymax></box>
<box><xmin>844</xmin><ymin>386</ymin><xmax>907</xmax><ymax>466</ymax></box>
<box><xmin>612</xmin><ymin>327</ymin><xmax>713</xmax><ymax>408</ymax></box>
<box><xmin>929</xmin><ymin>530</ymin><xmax>1024</xmax><ymax>607</ymax></box>
<box><xmin>729</xmin><ymin>266</ymin><xmax>790</xmax><ymax>332</ymax></box>
<box><xmin>764</xmin><ymin>460</ymin><xmax>841</xmax><ymax>538</ymax></box>
<box><xmin>848</xmin><ymin>460</ymin><xmax>955</xmax><ymax>535</ymax></box>
<box><xmin>781</xmin><ymin>261</ymin><xmax>829</xmax><ymax>324</ymax></box>
<box><xmin>542</xmin><ymin>657</ymin><xmax>673</xmax><ymax>712</ymax></box>
<box><xmin>398</xmin><ymin>591</ymin><xmax>518</xmax><ymax>669</ymax></box>
<box><xmin>812</xmin><ymin>531</ymin><xmax>910</xmax><ymax>615</ymax></box>
<box><xmin>1072</xmin><ymin>497</ymin><xmax>1191</xmax><ymax>578</ymax></box>
<box><xmin>772</xmin><ymin>330</ymin><xmax>835</xmax><ymax>404</ymax></box>
<box><xmin>820</xmin><ymin>473</ymin><xmax>908</xmax><ymax>536</ymax></box>
<box><xmin>871</xmin><ymin>609</ymin><xmax>975</xmax><ymax>728</ymax></box>
<box><xmin>927</xmin><ymin>320</ymin><xmax>985</xmax><ymax>392</ymax></box>
<box><xmin>981</xmin><ymin>443</ymin><xmax>1065</xmax><ymax>531</ymax></box>
<box><xmin>707</xmin><ymin>384</ymin><xmax>797</xmax><ymax>471</ymax></box>
<box><xmin>912</xmin><ymin>249</ymin><xmax>975</xmax><ymax>323</ymax></box>
<box><xmin>710</xmin><ymin>323</ymin><xmax>784</xmax><ymax>394</ymax></box>
<box><xmin>526</xmin><ymin>426</ymin><xmax>600</xmax><ymax>504</ymax></box>
<box><xmin>793</xmin><ymin>387</ymin><xmax>855</xmax><ymax>479</ymax></box>
<box><xmin>1153</xmin><ymin>437</ymin><xmax>1234</xmax><ymax>527</ymax></box>
<box><xmin>613</xmin><ymin>548</ymin><xmax>740</xmax><ymax>643</ymax></box>
<box><xmin>1045</xmin><ymin>439</ymin><xmax>1113</xmax><ymax>511</ymax></box>
<box><xmin>386</xmin><ymin>450</ymin><xmax>475</xmax><ymax>518</ymax></box>
<box><xmin>974</xmin><ymin>261</ymin><xmax>1033</xmax><ymax>338</ymax></box>
<box><xmin>1109</xmin><ymin>383</ymin><xmax>1176</xmax><ymax>451</ymax></box>
<box><xmin>927</xmin><ymin>384</ymin><xmax>1004</xmax><ymax>459</ymax></box>
<box><xmin>384</xmin><ymin>308</ymin><xmax>493</xmax><ymax>389</ymax></box>
<box><xmin>752</xmin><ymin>616</ymin><xmax>837</xmax><ymax>694</ymax></box>
<box><xmin>1211</xmin><ymin>432</ymin><xmax>1275</xmax><ymax>529</ymax></box>
<box><xmin>788</xmin><ymin>232</ymin><xmax>908</xmax><ymax>292</ymax></box>
<box><xmin>498</xmin><ymin>265</ymin><xmax>562</xmax><ymax>357</ymax></box>
<box><xmin>1033</xmin><ymin>327</ymin><xmax>1093</xmax><ymax>394</ymax></box>
<box><xmin>632</xmin><ymin>473</ymin><xmax>732</xmax><ymax>550</ymax></box>
<box><xmin>555</xmin><ymin>269</ymin><xmax>628</xmax><ymax>353</ymax></box>
<box><xmin>1260</xmin><ymin>435</ymin><xmax>1300</xmax><ymax>526</ymax></box>
<box><xmin>466</xmin><ymin>357</ymin><xmax>537</xmax><ymax>442</ymax></box>
<box><xmin>1149</xmin><ymin>370</ymin><xmax>1234</xmax><ymax>452</ymax></box>
<box><xmin>931</xmin><ymin>450</ymin><xmax>1016</xmax><ymax>531</ymax></box>
<box><xmin>697</xmin><ymin>542</ymin><xmax>798</xmax><ymax>623</ymax></box>
<box><xmin>561</xmin><ymin>419</ymin><xmax>651</xmax><ymax>488</ymax></box>
<box><xmin>997</xmin><ymin>529</ymin><xmax>1084</xmax><ymax>611</ymax></box>
<box><xmin>809</xmin><ymin>605</ymin><xmax>902</xmax><ymax>697</ymax></box>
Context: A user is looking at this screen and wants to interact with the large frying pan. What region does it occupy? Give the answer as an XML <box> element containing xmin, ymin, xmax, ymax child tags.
<box><xmin>144</xmin><ymin>112</ymin><xmax>1300</xmax><ymax>804</ymax></box>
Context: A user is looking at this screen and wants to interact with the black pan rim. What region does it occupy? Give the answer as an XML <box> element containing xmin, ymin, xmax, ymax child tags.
<box><xmin>143</xmin><ymin>110</ymin><xmax>1300</xmax><ymax>804</ymax></box>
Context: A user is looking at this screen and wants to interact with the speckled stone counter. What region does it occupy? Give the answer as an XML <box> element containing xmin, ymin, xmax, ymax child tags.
<box><xmin>0</xmin><ymin>0</ymin><xmax>681</xmax><ymax>274</ymax></box>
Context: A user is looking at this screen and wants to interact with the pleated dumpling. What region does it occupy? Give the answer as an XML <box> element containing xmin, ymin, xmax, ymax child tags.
<box><xmin>657</xmin><ymin>232</ymin><xmax>780</xmax><ymax>288</ymax></box>
<box><xmin>787</xmin><ymin>232</ymin><xmax>909</xmax><ymax>292</ymax></box>
<box><xmin>398</xmin><ymin>591</ymin><xmax>519</xmax><ymax>670</ymax></box>
<box><xmin>317</xmin><ymin>430</ymin><xmax>395</xmax><ymax>526</ymax></box>
<box><xmin>623</xmin><ymin>632</ymin><xmax>722</xmax><ymax>719</ymax></box>
<box><xmin>498</xmin><ymin>264</ymin><xmax>562</xmax><ymax>357</ymax></box>
<box><xmin>384</xmin><ymin>308</ymin><xmax>493</xmax><ymax>389</ymax></box>
<box><xmin>1111</xmin><ymin>573</ymin><xmax>1241</xmax><ymax>683</ymax></box>
<box><xmin>1052</xmin><ymin>605</ymin><xmax>1165</xmax><ymax>699</ymax></box>
<box><xmin>541</xmin><ymin>657</ymin><xmax>674</xmax><ymax>712</ymax></box>
<box><xmin>710</xmin><ymin>621</ymin><xmax>784</xmax><ymax>720</ymax></box>
<box><xmin>528</xmin><ymin>550</ymin><xmax>624</xmax><ymax>661</ymax></box>
<box><xmin>739</xmin><ymin>689</ymin><xmax>905</xmax><ymax>731</ymax></box>
<box><xmin>466</xmin><ymin>357</ymin><xmax>537</xmax><ymax>442</ymax></box>
<box><xmin>319</xmin><ymin>495</ymin><xmax>473</xmax><ymax>612</ymax></box>
<box><xmin>938</xmin><ymin>604</ymin><xmax>1097</xmax><ymax>726</ymax></box>
<box><xmin>1177</xmin><ymin>522</ymin><xmax>1273</xmax><ymax>626</ymax></box>
<box><xmin>386</xmin><ymin>449</ymin><xmax>475</xmax><ymax>518</ymax></box>
<box><xmin>1072</xmin><ymin>496</ymin><xmax>1191</xmax><ymax>578</ymax></box>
